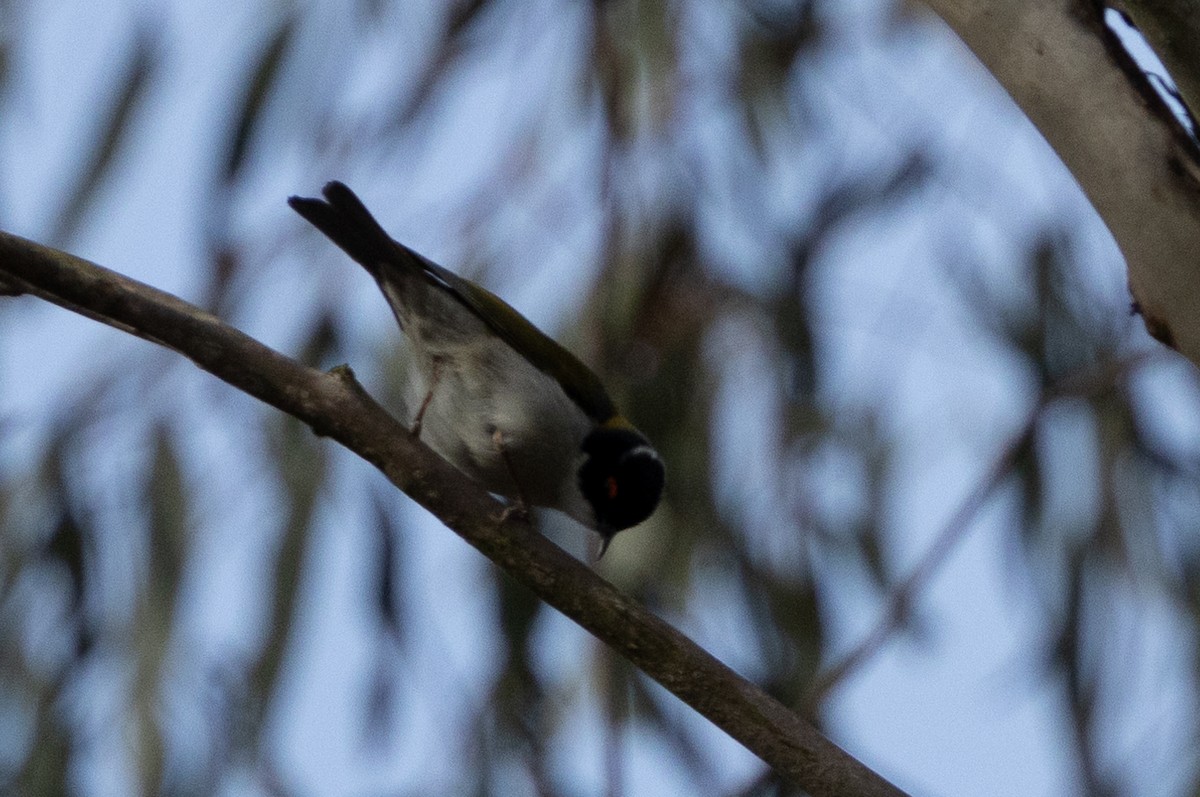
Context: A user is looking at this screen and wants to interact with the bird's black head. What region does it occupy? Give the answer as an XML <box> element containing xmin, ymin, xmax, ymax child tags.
<box><xmin>578</xmin><ymin>426</ymin><xmax>665</xmax><ymax>549</ymax></box>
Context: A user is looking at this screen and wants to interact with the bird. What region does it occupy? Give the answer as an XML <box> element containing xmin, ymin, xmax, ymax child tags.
<box><xmin>288</xmin><ymin>181</ymin><xmax>664</xmax><ymax>556</ymax></box>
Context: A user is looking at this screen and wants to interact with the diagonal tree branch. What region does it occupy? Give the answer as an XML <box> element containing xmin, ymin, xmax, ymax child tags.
<box><xmin>0</xmin><ymin>230</ymin><xmax>908</xmax><ymax>797</ymax></box>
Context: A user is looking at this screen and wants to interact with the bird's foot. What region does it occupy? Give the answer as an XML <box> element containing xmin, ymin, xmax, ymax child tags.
<box><xmin>409</xmin><ymin>360</ymin><xmax>442</xmax><ymax>440</ymax></box>
<box><xmin>409</xmin><ymin>389</ymin><xmax>434</xmax><ymax>440</ymax></box>
<box><xmin>496</xmin><ymin>499</ymin><xmax>531</xmax><ymax>526</ymax></box>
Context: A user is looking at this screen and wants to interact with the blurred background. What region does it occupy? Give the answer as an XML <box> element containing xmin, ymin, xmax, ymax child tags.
<box><xmin>3</xmin><ymin>0</ymin><xmax>1200</xmax><ymax>795</ymax></box>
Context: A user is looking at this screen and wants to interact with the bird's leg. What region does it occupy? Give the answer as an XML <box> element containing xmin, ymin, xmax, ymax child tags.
<box><xmin>410</xmin><ymin>357</ymin><xmax>443</xmax><ymax>439</ymax></box>
<box><xmin>492</xmin><ymin>428</ymin><xmax>530</xmax><ymax>524</ymax></box>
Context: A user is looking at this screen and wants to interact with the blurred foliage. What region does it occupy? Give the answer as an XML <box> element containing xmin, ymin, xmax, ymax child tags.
<box><xmin>48</xmin><ymin>24</ymin><xmax>162</xmax><ymax>248</ymax></box>
<box><xmin>2</xmin><ymin>1</ymin><xmax>1200</xmax><ymax>796</ymax></box>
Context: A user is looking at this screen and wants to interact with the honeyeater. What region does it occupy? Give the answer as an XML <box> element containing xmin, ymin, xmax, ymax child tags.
<box><xmin>288</xmin><ymin>182</ymin><xmax>664</xmax><ymax>555</ymax></box>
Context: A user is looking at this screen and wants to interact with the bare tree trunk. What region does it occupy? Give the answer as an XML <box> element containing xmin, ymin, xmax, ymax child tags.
<box><xmin>923</xmin><ymin>0</ymin><xmax>1200</xmax><ymax>365</ymax></box>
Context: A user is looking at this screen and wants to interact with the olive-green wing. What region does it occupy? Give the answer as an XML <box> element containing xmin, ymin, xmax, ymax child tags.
<box><xmin>418</xmin><ymin>257</ymin><xmax>618</xmax><ymax>424</ymax></box>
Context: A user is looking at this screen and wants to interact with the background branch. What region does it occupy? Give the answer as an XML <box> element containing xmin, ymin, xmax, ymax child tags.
<box><xmin>805</xmin><ymin>351</ymin><xmax>1155</xmax><ymax>709</ymax></box>
<box><xmin>0</xmin><ymin>230</ymin><xmax>907</xmax><ymax>797</ymax></box>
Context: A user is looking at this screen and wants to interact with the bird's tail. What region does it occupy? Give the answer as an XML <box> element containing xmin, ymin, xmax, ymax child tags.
<box><xmin>288</xmin><ymin>181</ymin><xmax>400</xmax><ymax>281</ymax></box>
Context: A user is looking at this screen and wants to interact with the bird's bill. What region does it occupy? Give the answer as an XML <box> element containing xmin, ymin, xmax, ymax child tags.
<box><xmin>596</xmin><ymin>530</ymin><xmax>616</xmax><ymax>560</ymax></box>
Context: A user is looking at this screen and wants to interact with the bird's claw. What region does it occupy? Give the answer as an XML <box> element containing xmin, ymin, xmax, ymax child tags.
<box><xmin>496</xmin><ymin>500</ymin><xmax>530</xmax><ymax>525</ymax></box>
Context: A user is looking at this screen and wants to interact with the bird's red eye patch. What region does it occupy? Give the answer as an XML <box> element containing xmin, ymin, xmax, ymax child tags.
<box><xmin>606</xmin><ymin>475</ymin><xmax>619</xmax><ymax>500</ymax></box>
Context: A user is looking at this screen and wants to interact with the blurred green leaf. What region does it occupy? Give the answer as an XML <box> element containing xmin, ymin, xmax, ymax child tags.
<box><xmin>129</xmin><ymin>425</ymin><xmax>193</xmax><ymax>797</ymax></box>
<box><xmin>733</xmin><ymin>555</ymin><xmax>823</xmax><ymax>706</ymax></box>
<box><xmin>246</xmin><ymin>412</ymin><xmax>325</xmax><ymax>730</ymax></box>
<box><xmin>50</xmin><ymin>25</ymin><xmax>160</xmax><ymax>246</ymax></box>
<box><xmin>1014</xmin><ymin>419</ymin><xmax>1044</xmax><ymax>548</ymax></box>
<box><xmin>446</xmin><ymin>0</ymin><xmax>491</xmax><ymax>38</ymax></box>
<box><xmin>736</xmin><ymin>1</ymin><xmax>820</xmax><ymax>155</ymax></box>
<box><xmin>147</xmin><ymin>424</ymin><xmax>188</xmax><ymax>607</ymax></box>
<box><xmin>370</xmin><ymin>485</ymin><xmax>407</xmax><ymax>648</ymax></box>
<box><xmin>14</xmin><ymin>693</ymin><xmax>71</xmax><ymax>797</ymax></box>
<box><xmin>590</xmin><ymin>0</ymin><xmax>679</xmax><ymax>142</ymax></box>
<box><xmin>243</xmin><ymin>315</ymin><xmax>336</xmax><ymax>742</ymax></box>
<box><xmin>360</xmin><ymin>487</ymin><xmax>412</xmax><ymax>751</ymax></box>
<box><xmin>42</xmin><ymin>512</ymin><xmax>85</xmax><ymax>615</ymax></box>
<box><xmin>495</xmin><ymin>569</ymin><xmax>541</xmax><ymax>655</ymax></box>
<box><xmin>385</xmin><ymin>0</ymin><xmax>494</xmax><ymax>128</ymax></box>
<box><xmin>222</xmin><ymin>15</ymin><xmax>295</xmax><ymax>182</ymax></box>
<box><xmin>630</xmin><ymin>673</ymin><xmax>721</xmax><ymax>785</ymax></box>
